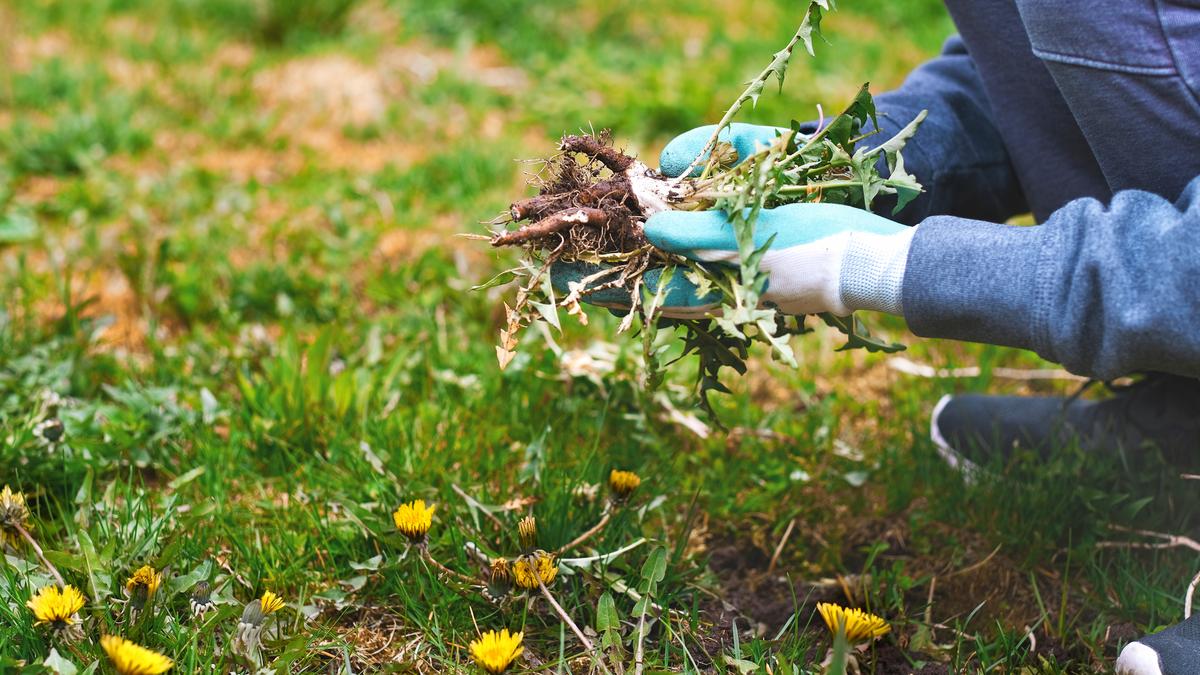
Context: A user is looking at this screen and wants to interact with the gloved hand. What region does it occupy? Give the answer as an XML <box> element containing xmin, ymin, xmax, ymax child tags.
<box><xmin>659</xmin><ymin>123</ymin><xmax>791</xmax><ymax>178</ymax></box>
<box><xmin>645</xmin><ymin>203</ymin><xmax>913</xmax><ymax>317</ymax></box>
<box><xmin>551</xmin><ymin>123</ymin><xmax>917</xmax><ymax>318</ymax></box>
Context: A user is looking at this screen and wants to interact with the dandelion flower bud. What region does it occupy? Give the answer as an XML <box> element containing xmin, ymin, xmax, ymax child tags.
<box><xmin>190</xmin><ymin>581</ymin><xmax>215</xmax><ymax>617</ymax></box>
<box><xmin>240</xmin><ymin>598</ymin><xmax>265</xmax><ymax>628</ymax></box>
<box><xmin>517</xmin><ymin>516</ymin><xmax>537</xmax><ymax>550</ymax></box>
<box><xmin>484</xmin><ymin>557</ymin><xmax>512</xmax><ymax>602</ymax></box>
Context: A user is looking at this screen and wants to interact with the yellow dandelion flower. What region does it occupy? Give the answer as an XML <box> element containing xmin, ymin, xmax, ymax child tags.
<box><xmin>260</xmin><ymin>590</ymin><xmax>285</xmax><ymax>615</ymax></box>
<box><xmin>126</xmin><ymin>565</ymin><xmax>162</xmax><ymax>596</ymax></box>
<box><xmin>0</xmin><ymin>485</ymin><xmax>31</xmax><ymax>528</ymax></box>
<box><xmin>517</xmin><ymin>515</ymin><xmax>537</xmax><ymax>549</ymax></box>
<box><xmin>470</xmin><ymin>629</ymin><xmax>524</xmax><ymax>674</ymax></box>
<box><xmin>393</xmin><ymin>500</ymin><xmax>435</xmax><ymax>543</ymax></box>
<box><xmin>535</xmin><ymin>552</ymin><xmax>558</xmax><ymax>586</ymax></box>
<box><xmin>512</xmin><ymin>550</ymin><xmax>558</xmax><ymax>590</ymax></box>
<box><xmin>608</xmin><ymin>470</ymin><xmax>641</xmax><ymax>500</ymax></box>
<box><xmin>27</xmin><ymin>584</ymin><xmax>86</xmax><ymax>626</ymax></box>
<box><xmin>817</xmin><ymin>603</ymin><xmax>890</xmax><ymax>643</ymax></box>
<box><xmin>100</xmin><ymin>635</ymin><xmax>173</xmax><ymax>675</ymax></box>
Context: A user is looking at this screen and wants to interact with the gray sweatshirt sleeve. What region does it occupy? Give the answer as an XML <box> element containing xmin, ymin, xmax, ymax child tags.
<box><xmin>866</xmin><ymin>36</ymin><xmax>1028</xmax><ymax>225</ymax></box>
<box><xmin>902</xmin><ymin>176</ymin><xmax>1200</xmax><ymax>379</ymax></box>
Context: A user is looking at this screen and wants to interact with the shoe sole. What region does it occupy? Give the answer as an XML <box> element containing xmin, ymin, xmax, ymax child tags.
<box><xmin>1115</xmin><ymin>641</ymin><xmax>1163</xmax><ymax>675</ymax></box>
<box><xmin>930</xmin><ymin>394</ymin><xmax>981</xmax><ymax>480</ymax></box>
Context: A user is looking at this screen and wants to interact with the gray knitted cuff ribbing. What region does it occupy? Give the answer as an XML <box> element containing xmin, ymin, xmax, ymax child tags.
<box><xmin>838</xmin><ymin>228</ymin><xmax>916</xmax><ymax>315</ymax></box>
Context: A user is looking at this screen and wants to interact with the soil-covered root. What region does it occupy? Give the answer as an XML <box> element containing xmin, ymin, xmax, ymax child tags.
<box><xmin>558</xmin><ymin>134</ymin><xmax>636</xmax><ymax>173</ymax></box>
<box><xmin>489</xmin><ymin>131</ymin><xmax>663</xmax><ymax>258</ymax></box>
<box><xmin>490</xmin><ymin>207</ymin><xmax>609</xmax><ymax>248</ymax></box>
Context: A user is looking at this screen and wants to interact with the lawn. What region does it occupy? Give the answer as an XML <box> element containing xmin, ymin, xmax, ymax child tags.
<box><xmin>1</xmin><ymin>0</ymin><xmax>1197</xmax><ymax>672</ymax></box>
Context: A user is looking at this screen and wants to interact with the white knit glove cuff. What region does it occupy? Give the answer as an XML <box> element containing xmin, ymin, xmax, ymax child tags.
<box><xmin>838</xmin><ymin>227</ymin><xmax>916</xmax><ymax>315</ymax></box>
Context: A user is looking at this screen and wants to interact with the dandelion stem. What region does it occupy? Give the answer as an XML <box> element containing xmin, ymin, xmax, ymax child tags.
<box><xmin>13</xmin><ymin>522</ymin><xmax>65</xmax><ymax>587</ymax></box>
<box><xmin>420</xmin><ymin>547</ymin><xmax>478</xmax><ymax>587</ymax></box>
<box><xmin>538</xmin><ymin>581</ymin><xmax>614</xmax><ymax>675</ymax></box>
<box><xmin>553</xmin><ymin>508</ymin><xmax>613</xmax><ymax>557</ymax></box>
<box><xmin>675</xmin><ymin>7</ymin><xmax>819</xmax><ymax>183</ymax></box>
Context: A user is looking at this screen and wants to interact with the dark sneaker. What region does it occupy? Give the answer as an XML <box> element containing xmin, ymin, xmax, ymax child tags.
<box><xmin>930</xmin><ymin>374</ymin><xmax>1200</xmax><ymax>472</ymax></box>
<box><xmin>1116</xmin><ymin>615</ymin><xmax>1200</xmax><ymax>675</ymax></box>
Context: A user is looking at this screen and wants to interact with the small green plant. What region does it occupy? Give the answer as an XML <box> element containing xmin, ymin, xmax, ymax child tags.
<box><xmin>3</xmin><ymin>101</ymin><xmax>150</xmax><ymax>177</ymax></box>
<box><xmin>253</xmin><ymin>0</ymin><xmax>359</xmax><ymax>45</ymax></box>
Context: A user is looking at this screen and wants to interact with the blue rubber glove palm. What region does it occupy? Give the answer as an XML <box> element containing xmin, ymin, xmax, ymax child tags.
<box><xmin>552</xmin><ymin>124</ymin><xmax>914</xmax><ymax>318</ymax></box>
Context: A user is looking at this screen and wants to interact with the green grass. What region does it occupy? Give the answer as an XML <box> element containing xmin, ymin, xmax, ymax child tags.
<box><xmin>1</xmin><ymin>0</ymin><xmax>1196</xmax><ymax>672</ymax></box>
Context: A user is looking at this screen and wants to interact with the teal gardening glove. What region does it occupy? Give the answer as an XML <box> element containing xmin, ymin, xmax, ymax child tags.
<box><xmin>553</xmin><ymin>123</ymin><xmax>917</xmax><ymax>318</ymax></box>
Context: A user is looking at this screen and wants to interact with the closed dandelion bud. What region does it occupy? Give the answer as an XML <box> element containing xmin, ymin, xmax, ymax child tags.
<box><xmin>485</xmin><ymin>557</ymin><xmax>512</xmax><ymax>602</ymax></box>
<box><xmin>517</xmin><ymin>516</ymin><xmax>537</xmax><ymax>550</ymax></box>
<box><xmin>608</xmin><ymin>469</ymin><xmax>641</xmax><ymax>502</ymax></box>
<box><xmin>240</xmin><ymin>598</ymin><xmax>265</xmax><ymax>628</ymax></box>
<box><xmin>712</xmin><ymin>141</ymin><xmax>739</xmax><ymax>170</ymax></box>
<box><xmin>190</xmin><ymin>581</ymin><xmax>215</xmax><ymax>617</ymax></box>
<box><xmin>490</xmin><ymin>557</ymin><xmax>511</xmax><ymax>584</ymax></box>
<box><xmin>234</xmin><ymin>601</ymin><xmax>266</xmax><ymax>663</ymax></box>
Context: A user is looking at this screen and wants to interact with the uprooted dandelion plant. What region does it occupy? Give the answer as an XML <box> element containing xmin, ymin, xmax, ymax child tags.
<box><xmin>483</xmin><ymin>1</ymin><xmax>927</xmax><ymax>413</ymax></box>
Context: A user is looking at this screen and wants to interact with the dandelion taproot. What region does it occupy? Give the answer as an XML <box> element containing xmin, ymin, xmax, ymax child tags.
<box><xmin>608</xmin><ymin>469</ymin><xmax>641</xmax><ymax>501</ymax></box>
<box><xmin>512</xmin><ymin>550</ymin><xmax>558</xmax><ymax>590</ymax></box>
<box><xmin>100</xmin><ymin>635</ymin><xmax>173</xmax><ymax>675</ymax></box>
<box><xmin>393</xmin><ymin>500</ymin><xmax>435</xmax><ymax>543</ymax></box>
<box><xmin>817</xmin><ymin>603</ymin><xmax>890</xmax><ymax>643</ymax></box>
<box><xmin>470</xmin><ymin>629</ymin><xmax>524</xmax><ymax>673</ymax></box>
